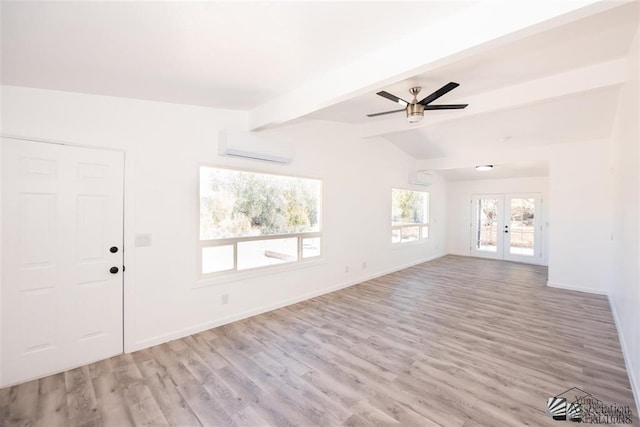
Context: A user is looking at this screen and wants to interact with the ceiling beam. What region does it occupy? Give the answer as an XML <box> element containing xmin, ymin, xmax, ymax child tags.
<box><xmin>357</xmin><ymin>57</ymin><xmax>627</xmax><ymax>138</ymax></box>
<box><xmin>247</xmin><ymin>0</ymin><xmax>623</xmax><ymax>131</ymax></box>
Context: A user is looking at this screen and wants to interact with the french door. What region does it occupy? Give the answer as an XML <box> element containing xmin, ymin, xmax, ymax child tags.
<box><xmin>2</xmin><ymin>138</ymin><xmax>124</xmax><ymax>386</ymax></box>
<box><xmin>470</xmin><ymin>193</ymin><xmax>543</xmax><ymax>264</ymax></box>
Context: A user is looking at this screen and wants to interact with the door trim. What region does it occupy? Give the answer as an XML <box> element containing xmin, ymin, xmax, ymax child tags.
<box><xmin>470</xmin><ymin>192</ymin><xmax>544</xmax><ymax>265</ymax></box>
<box><xmin>503</xmin><ymin>193</ymin><xmax>544</xmax><ymax>264</ymax></box>
<box><xmin>3</xmin><ymin>134</ymin><xmax>136</xmax><ymax>355</ymax></box>
<box><xmin>1</xmin><ymin>136</ymin><xmax>129</xmax><ymax>385</ymax></box>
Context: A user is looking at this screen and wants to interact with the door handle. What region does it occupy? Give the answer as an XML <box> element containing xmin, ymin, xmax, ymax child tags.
<box><xmin>110</xmin><ymin>266</ymin><xmax>119</xmax><ymax>274</ymax></box>
<box><xmin>110</xmin><ymin>246</ymin><xmax>118</xmax><ymax>253</ymax></box>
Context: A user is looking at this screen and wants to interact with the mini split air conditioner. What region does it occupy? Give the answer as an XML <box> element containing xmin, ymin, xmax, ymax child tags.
<box><xmin>218</xmin><ymin>129</ymin><xmax>294</xmax><ymax>164</ymax></box>
<box><xmin>409</xmin><ymin>170</ymin><xmax>433</xmax><ymax>186</ymax></box>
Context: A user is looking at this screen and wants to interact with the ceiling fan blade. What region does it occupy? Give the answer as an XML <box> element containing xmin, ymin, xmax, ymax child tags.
<box><xmin>376</xmin><ymin>91</ymin><xmax>409</xmax><ymax>106</ymax></box>
<box><xmin>423</xmin><ymin>104</ymin><xmax>468</xmax><ymax>110</ymax></box>
<box><xmin>366</xmin><ymin>109</ymin><xmax>406</xmax><ymax>117</ymax></box>
<box><xmin>419</xmin><ymin>82</ymin><xmax>460</xmax><ymax>105</ymax></box>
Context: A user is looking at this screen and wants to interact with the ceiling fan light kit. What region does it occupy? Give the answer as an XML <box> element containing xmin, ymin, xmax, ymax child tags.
<box><xmin>367</xmin><ymin>82</ymin><xmax>468</xmax><ymax>123</ymax></box>
<box><xmin>407</xmin><ymin>103</ymin><xmax>424</xmax><ymax>123</ymax></box>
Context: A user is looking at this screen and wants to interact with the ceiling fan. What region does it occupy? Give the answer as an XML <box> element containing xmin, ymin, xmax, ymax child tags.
<box><xmin>367</xmin><ymin>82</ymin><xmax>468</xmax><ymax>123</ymax></box>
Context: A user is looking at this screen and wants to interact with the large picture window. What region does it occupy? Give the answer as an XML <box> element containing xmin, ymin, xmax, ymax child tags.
<box><xmin>391</xmin><ymin>188</ymin><xmax>429</xmax><ymax>243</ymax></box>
<box><xmin>199</xmin><ymin>166</ymin><xmax>322</xmax><ymax>276</ymax></box>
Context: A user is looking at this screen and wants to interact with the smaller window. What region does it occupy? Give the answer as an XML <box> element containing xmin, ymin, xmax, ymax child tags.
<box><xmin>391</xmin><ymin>188</ymin><xmax>429</xmax><ymax>243</ymax></box>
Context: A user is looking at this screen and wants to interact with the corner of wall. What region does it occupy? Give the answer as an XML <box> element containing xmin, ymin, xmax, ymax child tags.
<box><xmin>546</xmin><ymin>281</ymin><xmax>608</xmax><ymax>296</ymax></box>
<box><xmin>608</xmin><ymin>295</ymin><xmax>640</xmax><ymax>414</ymax></box>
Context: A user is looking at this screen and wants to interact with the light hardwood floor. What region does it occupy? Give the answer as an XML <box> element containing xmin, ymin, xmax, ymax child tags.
<box><xmin>1</xmin><ymin>255</ymin><xmax>637</xmax><ymax>426</ymax></box>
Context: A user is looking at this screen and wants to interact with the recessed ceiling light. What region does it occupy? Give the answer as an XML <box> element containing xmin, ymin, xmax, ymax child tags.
<box><xmin>475</xmin><ymin>165</ymin><xmax>493</xmax><ymax>171</ymax></box>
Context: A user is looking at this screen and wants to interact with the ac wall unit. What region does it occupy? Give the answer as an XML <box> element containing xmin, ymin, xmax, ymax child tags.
<box><xmin>409</xmin><ymin>170</ymin><xmax>433</xmax><ymax>186</ymax></box>
<box><xmin>218</xmin><ymin>129</ymin><xmax>293</xmax><ymax>164</ymax></box>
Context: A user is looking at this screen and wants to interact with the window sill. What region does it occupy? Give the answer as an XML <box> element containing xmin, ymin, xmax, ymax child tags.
<box><xmin>193</xmin><ymin>257</ymin><xmax>327</xmax><ymax>289</ymax></box>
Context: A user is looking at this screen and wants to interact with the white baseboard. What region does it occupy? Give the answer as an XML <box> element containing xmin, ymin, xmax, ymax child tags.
<box><xmin>608</xmin><ymin>295</ymin><xmax>640</xmax><ymax>414</ymax></box>
<box><xmin>546</xmin><ymin>281</ymin><xmax>608</xmax><ymax>296</ymax></box>
<box><xmin>446</xmin><ymin>251</ymin><xmax>471</xmax><ymax>257</ymax></box>
<box><xmin>546</xmin><ymin>281</ymin><xmax>639</xmax><ymax>412</ymax></box>
<box><xmin>544</xmin><ymin>282</ymin><xmax>638</xmax><ymax>411</ymax></box>
<box><xmin>133</xmin><ymin>253</ymin><xmax>446</xmax><ymax>351</ymax></box>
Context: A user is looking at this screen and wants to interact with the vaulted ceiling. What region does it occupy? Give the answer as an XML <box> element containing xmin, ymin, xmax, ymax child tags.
<box><xmin>2</xmin><ymin>1</ymin><xmax>638</xmax><ymax>180</ymax></box>
<box><xmin>1</xmin><ymin>1</ymin><xmax>472</xmax><ymax>109</ymax></box>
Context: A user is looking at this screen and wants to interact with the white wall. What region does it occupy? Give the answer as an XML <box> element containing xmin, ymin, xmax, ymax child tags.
<box><xmin>0</xmin><ymin>86</ymin><xmax>447</xmax><ymax>358</ymax></box>
<box><xmin>446</xmin><ymin>176</ymin><xmax>549</xmax><ymax>264</ymax></box>
<box><xmin>609</xmin><ymin>24</ymin><xmax>640</xmax><ymax>411</ymax></box>
<box><xmin>547</xmin><ymin>140</ymin><xmax>613</xmax><ymax>294</ymax></box>
<box><xmin>438</xmin><ymin>138</ymin><xmax>614</xmax><ymax>295</ymax></box>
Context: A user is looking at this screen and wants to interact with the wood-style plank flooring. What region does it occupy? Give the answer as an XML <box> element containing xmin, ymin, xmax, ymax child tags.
<box><xmin>1</xmin><ymin>255</ymin><xmax>637</xmax><ymax>426</ymax></box>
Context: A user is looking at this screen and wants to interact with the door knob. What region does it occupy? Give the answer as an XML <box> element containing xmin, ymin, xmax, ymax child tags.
<box><xmin>110</xmin><ymin>266</ymin><xmax>119</xmax><ymax>274</ymax></box>
<box><xmin>110</xmin><ymin>246</ymin><xmax>118</xmax><ymax>253</ymax></box>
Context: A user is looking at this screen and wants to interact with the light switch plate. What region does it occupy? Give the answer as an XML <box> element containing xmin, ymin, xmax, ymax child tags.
<box><xmin>135</xmin><ymin>233</ymin><xmax>152</xmax><ymax>247</ymax></box>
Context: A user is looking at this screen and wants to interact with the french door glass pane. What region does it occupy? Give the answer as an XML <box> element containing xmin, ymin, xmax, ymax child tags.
<box><xmin>238</xmin><ymin>237</ymin><xmax>298</xmax><ymax>270</ymax></box>
<box><xmin>509</xmin><ymin>198</ymin><xmax>535</xmax><ymax>256</ymax></box>
<box><xmin>476</xmin><ymin>199</ymin><xmax>498</xmax><ymax>252</ymax></box>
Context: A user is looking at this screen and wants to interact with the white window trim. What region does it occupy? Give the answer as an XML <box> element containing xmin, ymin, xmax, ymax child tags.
<box><xmin>391</xmin><ymin>187</ymin><xmax>430</xmax><ymax>244</ymax></box>
<box><xmin>198</xmin><ymin>164</ymin><xmax>323</xmax><ymax>281</ymax></box>
<box><xmin>198</xmin><ymin>231</ymin><xmax>322</xmax><ymax>278</ymax></box>
<box><xmin>391</xmin><ymin>223</ymin><xmax>430</xmax><ymax>244</ymax></box>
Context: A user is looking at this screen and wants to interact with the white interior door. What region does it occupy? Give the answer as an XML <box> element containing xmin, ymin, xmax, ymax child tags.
<box><xmin>2</xmin><ymin>138</ymin><xmax>124</xmax><ymax>386</ymax></box>
<box><xmin>471</xmin><ymin>193</ymin><xmax>543</xmax><ymax>264</ymax></box>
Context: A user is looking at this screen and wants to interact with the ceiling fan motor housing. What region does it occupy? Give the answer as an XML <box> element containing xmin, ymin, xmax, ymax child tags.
<box><xmin>406</xmin><ymin>102</ymin><xmax>424</xmax><ymax>122</ymax></box>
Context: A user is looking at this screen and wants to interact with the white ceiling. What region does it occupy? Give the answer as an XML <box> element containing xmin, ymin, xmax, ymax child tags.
<box><xmin>2</xmin><ymin>1</ymin><xmax>637</xmax><ymax>182</ymax></box>
<box><xmin>437</xmin><ymin>162</ymin><xmax>549</xmax><ymax>181</ymax></box>
<box><xmin>384</xmin><ymin>86</ymin><xmax>621</xmax><ymax>159</ymax></box>
<box><xmin>307</xmin><ymin>2</ymin><xmax>638</xmax><ymax>124</ymax></box>
<box><xmin>1</xmin><ymin>1</ymin><xmax>473</xmax><ymax>110</ymax></box>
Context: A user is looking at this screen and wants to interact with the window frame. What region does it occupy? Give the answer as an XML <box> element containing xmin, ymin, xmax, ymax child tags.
<box><xmin>391</xmin><ymin>187</ymin><xmax>430</xmax><ymax>244</ymax></box>
<box><xmin>198</xmin><ymin>164</ymin><xmax>323</xmax><ymax>279</ymax></box>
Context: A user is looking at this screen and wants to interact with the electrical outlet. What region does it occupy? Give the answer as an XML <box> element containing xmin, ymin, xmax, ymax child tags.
<box><xmin>345</xmin><ymin>266</ymin><xmax>349</xmax><ymax>273</ymax></box>
<box><xmin>221</xmin><ymin>294</ymin><xmax>229</xmax><ymax>305</ymax></box>
<box><xmin>362</xmin><ymin>261</ymin><xmax>367</xmax><ymax>269</ymax></box>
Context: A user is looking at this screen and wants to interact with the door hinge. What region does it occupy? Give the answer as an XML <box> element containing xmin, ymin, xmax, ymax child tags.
<box><xmin>123</xmin><ymin>265</ymin><xmax>126</xmax><ymax>272</ymax></box>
